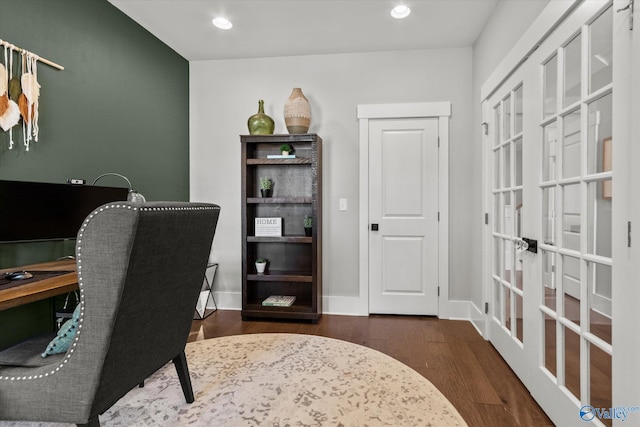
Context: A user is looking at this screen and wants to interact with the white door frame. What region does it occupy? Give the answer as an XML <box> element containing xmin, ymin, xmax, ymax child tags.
<box><xmin>357</xmin><ymin>102</ymin><xmax>451</xmax><ymax>317</ymax></box>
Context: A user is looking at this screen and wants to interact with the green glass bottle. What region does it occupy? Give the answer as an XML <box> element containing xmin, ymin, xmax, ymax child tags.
<box><xmin>247</xmin><ymin>99</ymin><xmax>275</xmax><ymax>135</ymax></box>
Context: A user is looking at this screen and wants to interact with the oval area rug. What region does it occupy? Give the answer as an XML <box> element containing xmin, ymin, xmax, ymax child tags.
<box><xmin>3</xmin><ymin>333</ymin><xmax>468</xmax><ymax>426</ymax></box>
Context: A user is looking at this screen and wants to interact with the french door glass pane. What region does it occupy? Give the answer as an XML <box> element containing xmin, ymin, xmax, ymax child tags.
<box><xmin>514</xmin><ymin>138</ymin><xmax>523</xmax><ymax>186</ymax></box>
<box><xmin>587</xmin><ymin>181</ymin><xmax>612</xmax><ymax>257</ymax></box>
<box><xmin>543</xmin><ymin>121</ymin><xmax>557</xmax><ymax>182</ymax></box>
<box><xmin>587</xmin><ymin>93</ymin><xmax>612</xmax><ymax>175</ymax></box>
<box><xmin>590</xmin><ymin>261</ymin><xmax>611</xmax><ymax>300</ymax></box>
<box><xmin>494</xmin><ymin>279</ymin><xmax>501</xmax><ymax>319</ymax></box>
<box><xmin>504</xmin><ymin>145</ymin><xmax>512</xmax><ymax>188</ymax></box>
<box><xmin>503</xmin><ymin>192</ymin><xmax>512</xmax><ymax>235</ymax></box>
<box><xmin>494</xmin><ymin>195</ymin><xmax>501</xmax><ymax>234</ymax></box>
<box><xmin>504</xmin><ymin>95</ymin><xmax>512</xmax><ymax>140</ymax></box>
<box><xmin>504</xmin><ymin>238</ymin><xmax>513</xmax><ymax>283</ymax></box>
<box><xmin>494</xmin><ymin>237</ymin><xmax>502</xmax><ymax>276</ymax></box>
<box><xmin>544</xmin><ymin>313</ymin><xmax>557</xmax><ymax>377</ymax></box>
<box><xmin>563</xmin><ymin>34</ymin><xmax>582</xmax><ymax>108</ymax></box>
<box><xmin>590</xmin><ymin>343</ymin><xmax>612</xmax><ymax>427</ymax></box>
<box><xmin>588</xmin><ymin>262</ymin><xmax>612</xmax><ymax>345</ymax></box>
<box><xmin>543</xmin><ymin>187</ymin><xmax>555</xmax><ymax>246</ymax></box>
<box><xmin>544</xmin><ymin>55</ymin><xmax>558</xmax><ymax>118</ymax></box>
<box><xmin>514</xmin><ymin>85</ymin><xmax>523</xmax><ymax>134</ymax></box>
<box><xmin>494</xmin><ymin>150</ymin><xmax>501</xmax><ymax>189</ymax></box>
<box><xmin>494</xmin><ymin>105</ymin><xmax>501</xmax><ymax>146</ymax></box>
<box><xmin>562</xmin><ymin>110</ymin><xmax>581</xmax><ymax>179</ymax></box>
<box><xmin>504</xmin><ymin>284</ymin><xmax>511</xmax><ymax>328</ymax></box>
<box><xmin>589</xmin><ymin>6</ymin><xmax>613</xmax><ymax>94</ymax></box>
<box><xmin>515</xmin><ymin>190</ymin><xmax>523</xmax><ymax>238</ymax></box>
<box><xmin>590</xmin><ymin>307</ymin><xmax>612</xmax><ymax>346</ymax></box>
<box><xmin>562</xmin><ymin>255</ymin><xmax>581</xmax><ymax>325</ymax></box>
<box><xmin>515</xmin><ymin>249</ymin><xmax>524</xmax><ymax>290</ymax></box>
<box><xmin>515</xmin><ymin>293</ymin><xmax>523</xmax><ymax>343</ymax></box>
<box><xmin>564</xmin><ymin>326</ymin><xmax>581</xmax><ymax>399</ymax></box>
<box><xmin>562</xmin><ymin>184</ymin><xmax>581</xmax><ymax>251</ymax></box>
<box><xmin>542</xmin><ymin>250</ymin><xmax>557</xmax><ymax>310</ymax></box>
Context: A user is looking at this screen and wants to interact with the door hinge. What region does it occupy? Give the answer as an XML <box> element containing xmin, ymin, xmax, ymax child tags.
<box><xmin>438</xmin><ymin>212</ymin><xmax>440</xmax><ymax>221</ymax></box>
<box><xmin>484</xmin><ymin>302</ymin><xmax>489</xmax><ymax>314</ymax></box>
<box><xmin>485</xmin><ymin>213</ymin><xmax>489</xmax><ymax>225</ymax></box>
<box><xmin>437</xmin><ymin>136</ymin><xmax>440</xmax><ymax>148</ymax></box>
<box><xmin>482</xmin><ymin>122</ymin><xmax>489</xmax><ymax>135</ymax></box>
<box><xmin>628</xmin><ymin>221</ymin><xmax>632</xmax><ymax>247</ymax></box>
<box><xmin>438</xmin><ymin>286</ymin><xmax>440</xmax><ymax>297</ymax></box>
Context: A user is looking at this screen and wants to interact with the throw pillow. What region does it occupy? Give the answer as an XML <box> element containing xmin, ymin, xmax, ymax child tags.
<box><xmin>41</xmin><ymin>303</ymin><xmax>81</xmax><ymax>357</ymax></box>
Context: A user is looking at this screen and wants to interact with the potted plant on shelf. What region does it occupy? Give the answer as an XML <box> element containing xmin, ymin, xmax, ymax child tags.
<box><xmin>260</xmin><ymin>177</ymin><xmax>272</xmax><ymax>197</ymax></box>
<box><xmin>303</xmin><ymin>215</ymin><xmax>312</xmax><ymax>237</ymax></box>
<box><xmin>280</xmin><ymin>144</ymin><xmax>293</xmax><ymax>156</ymax></box>
<box><xmin>255</xmin><ymin>258</ymin><xmax>267</xmax><ymax>274</ymax></box>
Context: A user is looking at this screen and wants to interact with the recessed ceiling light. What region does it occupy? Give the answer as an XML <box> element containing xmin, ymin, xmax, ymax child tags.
<box><xmin>391</xmin><ymin>5</ymin><xmax>411</xmax><ymax>19</ymax></box>
<box><xmin>212</xmin><ymin>17</ymin><xmax>233</xmax><ymax>30</ymax></box>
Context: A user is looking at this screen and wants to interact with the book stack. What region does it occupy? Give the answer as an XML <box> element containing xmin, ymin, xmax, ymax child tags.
<box><xmin>262</xmin><ymin>295</ymin><xmax>296</xmax><ymax>307</ymax></box>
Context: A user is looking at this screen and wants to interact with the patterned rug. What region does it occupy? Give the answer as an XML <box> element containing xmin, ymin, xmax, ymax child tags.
<box><xmin>5</xmin><ymin>333</ymin><xmax>467</xmax><ymax>426</ymax></box>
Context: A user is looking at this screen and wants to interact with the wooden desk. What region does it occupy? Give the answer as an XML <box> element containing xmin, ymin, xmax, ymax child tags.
<box><xmin>0</xmin><ymin>259</ymin><xmax>78</xmax><ymax>311</ymax></box>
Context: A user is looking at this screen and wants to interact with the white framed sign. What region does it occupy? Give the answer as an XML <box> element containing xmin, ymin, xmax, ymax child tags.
<box><xmin>255</xmin><ymin>217</ymin><xmax>282</xmax><ymax>237</ymax></box>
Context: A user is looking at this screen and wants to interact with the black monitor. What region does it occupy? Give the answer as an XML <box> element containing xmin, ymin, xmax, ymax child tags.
<box><xmin>0</xmin><ymin>180</ymin><xmax>130</xmax><ymax>243</ymax></box>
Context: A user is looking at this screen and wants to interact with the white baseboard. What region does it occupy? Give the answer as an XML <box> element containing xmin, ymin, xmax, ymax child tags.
<box><xmin>322</xmin><ymin>296</ymin><xmax>365</xmax><ymax>316</ymax></box>
<box><xmin>212</xmin><ymin>293</ymin><xmax>486</xmax><ymax>332</ymax></box>
<box><xmin>212</xmin><ymin>293</ymin><xmax>365</xmax><ymax>316</ymax></box>
<box><xmin>212</xmin><ymin>291</ymin><xmax>242</xmax><ymax>310</ymax></box>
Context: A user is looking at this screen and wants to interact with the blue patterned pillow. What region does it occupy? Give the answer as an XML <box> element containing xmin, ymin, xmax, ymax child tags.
<box><xmin>42</xmin><ymin>303</ymin><xmax>81</xmax><ymax>357</ymax></box>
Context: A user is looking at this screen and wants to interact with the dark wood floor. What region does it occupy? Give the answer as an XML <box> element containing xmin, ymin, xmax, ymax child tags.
<box><xmin>189</xmin><ymin>310</ymin><xmax>553</xmax><ymax>427</ymax></box>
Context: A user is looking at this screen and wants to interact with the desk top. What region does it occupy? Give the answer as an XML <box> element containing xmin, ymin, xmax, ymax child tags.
<box><xmin>0</xmin><ymin>259</ymin><xmax>78</xmax><ymax>311</ymax></box>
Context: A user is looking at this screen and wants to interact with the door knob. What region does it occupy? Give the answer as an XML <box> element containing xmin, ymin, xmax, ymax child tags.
<box><xmin>371</xmin><ymin>224</ymin><xmax>379</xmax><ymax>231</ymax></box>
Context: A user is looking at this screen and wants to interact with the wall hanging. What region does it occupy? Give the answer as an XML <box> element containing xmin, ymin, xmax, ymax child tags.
<box><xmin>0</xmin><ymin>39</ymin><xmax>64</xmax><ymax>151</ymax></box>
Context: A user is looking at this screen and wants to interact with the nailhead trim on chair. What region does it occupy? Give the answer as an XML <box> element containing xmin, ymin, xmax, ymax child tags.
<box><xmin>0</xmin><ymin>203</ymin><xmax>219</xmax><ymax>381</ymax></box>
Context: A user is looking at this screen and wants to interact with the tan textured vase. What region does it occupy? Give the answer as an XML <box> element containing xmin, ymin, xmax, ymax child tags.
<box><xmin>283</xmin><ymin>88</ymin><xmax>311</xmax><ymax>134</ymax></box>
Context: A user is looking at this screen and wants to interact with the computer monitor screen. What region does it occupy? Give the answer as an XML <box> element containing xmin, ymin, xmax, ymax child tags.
<box><xmin>0</xmin><ymin>180</ymin><xmax>130</xmax><ymax>243</ymax></box>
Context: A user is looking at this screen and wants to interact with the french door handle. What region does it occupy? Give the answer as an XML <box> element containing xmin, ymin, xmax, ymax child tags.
<box><xmin>371</xmin><ymin>224</ymin><xmax>379</xmax><ymax>231</ymax></box>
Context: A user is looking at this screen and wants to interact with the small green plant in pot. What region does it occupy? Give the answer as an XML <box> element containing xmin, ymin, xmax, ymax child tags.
<box><xmin>260</xmin><ymin>177</ymin><xmax>272</xmax><ymax>198</ymax></box>
<box><xmin>280</xmin><ymin>143</ymin><xmax>293</xmax><ymax>156</ymax></box>
<box><xmin>303</xmin><ymin>215</ymin><xmax>312</xmax><ymax>237</ymax></box>
<box><xmin>255</xmin><ymin>258</ymin><xmax>267</xmax><ymax>274</ymax></box>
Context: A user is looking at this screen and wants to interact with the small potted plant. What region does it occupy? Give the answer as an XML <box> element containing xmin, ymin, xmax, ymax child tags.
<box><xmin>303</xmin><ymin>215</ymin><xmax>312</xmax><ymax>237</ymax></box>
<box><xmin>255</xmin><ymin>258</ymin><xmax>267</xmax><ymax>274</ymax></box>
<box><xmin>280</xmin><ymin>143</ymin><xmax>293</xmax><ymax>156</ymax></box>
<box><xmin>260</xmin><ymin>177</ymin><xmax>272</xmax><ymax>197</ymax></box>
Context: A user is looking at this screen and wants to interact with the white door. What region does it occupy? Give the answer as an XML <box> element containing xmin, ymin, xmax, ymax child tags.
<box><xmin>484</xmin><ymin>2</ymin><xmax>621</xmax><ymax>426</ymax></box>
<box><xmin>484</xmin><ymin>70</ymin><xmax>533</xmax><ymax>382</ymax></box>
<box><xmin>368</xmin><ymin>118</ymin><xmax>439</xmax><ymax>315</ymax></box>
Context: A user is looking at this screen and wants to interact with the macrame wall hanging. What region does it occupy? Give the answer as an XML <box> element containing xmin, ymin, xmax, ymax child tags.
<box><xmin>0</xmin><ymin>39</ymin><xmax>64</xmax><ymax>151</ymax></box>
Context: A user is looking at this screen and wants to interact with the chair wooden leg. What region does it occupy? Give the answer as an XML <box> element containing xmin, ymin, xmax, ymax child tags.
<box><xmin>173</xmin><ymin>350</ymin><xmax>195</xmax><ymax>403</ymax></box>
<box><xmin>77</xmin><ymin>415</ymin><xmax>100</xmax><ymax>427</ymax></box>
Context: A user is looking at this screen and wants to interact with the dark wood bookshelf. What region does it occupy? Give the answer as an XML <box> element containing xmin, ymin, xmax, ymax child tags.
<box><xmin>240</xmin><ymin>134</ymin><xmax>322</xmax><ymax>323</ymax></box>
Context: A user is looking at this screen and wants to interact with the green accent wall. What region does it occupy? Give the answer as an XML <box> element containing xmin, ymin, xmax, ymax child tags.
<box><xmin>0</xmin><ymin>0</ymin><xmax>189</xmax><ymax>347</ymax></box>
<box><xmin>0</xmin><ymin>0</ymin><xmax>189</xmax><ymax>267</ymax></box>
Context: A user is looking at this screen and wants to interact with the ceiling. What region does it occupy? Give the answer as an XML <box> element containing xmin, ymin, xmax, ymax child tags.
<box><xmin>108</xmin><ymin>0</ymin><xmax>498</xmax><ymax>61</ymax></box>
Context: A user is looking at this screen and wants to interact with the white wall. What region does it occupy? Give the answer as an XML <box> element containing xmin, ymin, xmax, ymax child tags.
<box><xmin>190</xmin><ymin>48</ymin><xmax>474</xmax><ymax>313</ymax></box>
<box><xmin>470</xmin><ymin>0</ymin><xmax>550</xmax><ymax>317</ymax></box>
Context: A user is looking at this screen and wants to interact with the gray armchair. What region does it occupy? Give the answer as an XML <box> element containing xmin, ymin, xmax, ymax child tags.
<box><xmin>0</xmin><ymin>201</ymin><xmax>220</xmax><ymax>426</ymax></box>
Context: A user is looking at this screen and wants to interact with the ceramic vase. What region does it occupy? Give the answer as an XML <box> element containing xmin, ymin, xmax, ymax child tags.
<box><xmin>248</xmin><ymin>100</ymin><xmax>275</xmax><ymax>135</ymax></box>
<box><xmin>283</xmin><ymin>88</ymin><xmax>311</xmax><ymax>134</ymax></box>
<box><xmin>255</xmin><ymin>261</ymin><xmax>267</xmax><ymax>274</ymax></box>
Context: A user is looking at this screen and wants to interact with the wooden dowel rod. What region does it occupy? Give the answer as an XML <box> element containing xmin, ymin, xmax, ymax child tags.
<box><xmin>0</xmin><ymin>39</ymin><xmax>64</xmax><ymax>71</ymax></box>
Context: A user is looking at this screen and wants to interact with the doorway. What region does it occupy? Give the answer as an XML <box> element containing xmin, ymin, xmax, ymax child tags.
<box><xmin>357</xmin><ymin>102</ymin><xmax>450</xmax><ymax>317</ymax></box>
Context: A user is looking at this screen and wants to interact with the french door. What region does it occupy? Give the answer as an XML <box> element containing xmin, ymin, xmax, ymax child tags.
<box><xmin>485</xmin><ymin>1</ymin><xmax>619</xmax><ymax>425</ymax></box>
<box><xmin>485</xmin><ymin>70</ymin><xmax>532</xmax><ymax>382</ymax></box>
